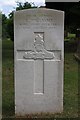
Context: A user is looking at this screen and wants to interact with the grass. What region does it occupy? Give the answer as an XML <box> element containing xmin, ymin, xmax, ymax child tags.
<box><xmin>2</xmin><ymin>40</ymin><xmax>14</xmax><ymax>117</ymax></box>
<box><xmin>64</xmin><ymin>33</ymin><xmax>76</xmax><ymax>41</ymax></box>
<box><xmin>63</xmin><ymin>52</ymin><xmax>78</xmax><ymax>117</ymax></box>
<box><xmin>68</xmin><ymin>33</ymin><xmax>76</xmax><ymax>38</ymax></box>
<box><xmin>2</xmin><ymin>40</ymin><xmax>78</xmax><ymax>118</ymax></box>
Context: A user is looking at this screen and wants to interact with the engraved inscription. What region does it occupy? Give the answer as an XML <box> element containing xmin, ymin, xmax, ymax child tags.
<box><xmin>18</xmin><ymin>21</ymin><xmax>57</xmax><ymax>29</ymax></box>
<box><xmin>23</xmin><ymin>33</ymin><xmax>55</xmax><ymax>60</ymax></box>
<box><xmin>17</xmin><ymin>15</ymin><xmax>57</xmax><ymax>29</ymax></box>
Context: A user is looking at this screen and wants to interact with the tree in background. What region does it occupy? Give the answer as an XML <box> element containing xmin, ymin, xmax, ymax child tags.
<box><xmin>2</xmin><ymin>14</ymin><xmax>9</xmax><ymax>39</ymax></box>
<box><xmin>6</xmin><ymin>12</ymin><xmax>14</xmax><ymax>41</ymax></box>
<box><xmin>16</xmin><ymin>1</ymin><xmax>37</xmax><ymax>11</ymax></box>
<box><xmin>46</xmin><ymin>2</ymin><xmax>80</xmax><ymax>34</ymax></box>
<box><xmin>6</xmin><ymin>2</ymin><xmax>37</xmax><ymax>41</ymax></box>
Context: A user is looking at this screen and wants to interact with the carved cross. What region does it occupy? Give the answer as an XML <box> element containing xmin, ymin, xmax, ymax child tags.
<box><xmin>23</xmin><ymin>33</ymin><xmax>55</xmax><ymax>94</ymax></box>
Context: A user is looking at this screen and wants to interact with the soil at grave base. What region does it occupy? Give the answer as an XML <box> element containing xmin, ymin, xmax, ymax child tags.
<box><xmin>15</xmin><ymin>111</ymin><xmax>63</xmax><ymax>118</ymax></box>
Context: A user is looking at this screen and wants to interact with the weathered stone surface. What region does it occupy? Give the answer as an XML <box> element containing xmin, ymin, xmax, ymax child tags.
<box><xmin>14</xmin><ymin>8</ymin><xmax>64</xmax><ymax>116</ymax></box>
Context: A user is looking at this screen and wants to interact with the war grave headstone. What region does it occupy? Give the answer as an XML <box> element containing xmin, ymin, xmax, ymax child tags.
<box><xmin>14</xmin><ymin>8</ymin><xmax>64</xmax><ymax>116</ymax></box>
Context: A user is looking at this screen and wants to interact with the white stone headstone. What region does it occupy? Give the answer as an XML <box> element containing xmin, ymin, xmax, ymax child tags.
<box><xmin>14</xmin><ymin>8</ymin><xmax>64</xmax><ymax>116</ymax></box>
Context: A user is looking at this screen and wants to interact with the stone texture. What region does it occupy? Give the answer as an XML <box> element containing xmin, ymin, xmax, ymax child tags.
<box><xmin>14</xmin><ymin>8</ymin><xmax>64</xmax><ymax>116</ymax></box>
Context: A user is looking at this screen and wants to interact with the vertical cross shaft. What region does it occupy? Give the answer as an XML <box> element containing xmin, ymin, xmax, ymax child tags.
<box><xmin>34</xmin><ymin>60</ymin><xmax>44</xmax><ymax>94</ymax></box>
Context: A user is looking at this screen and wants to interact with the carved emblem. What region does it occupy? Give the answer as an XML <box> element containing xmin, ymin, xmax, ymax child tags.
<box><xmin>23</xmin><ymin>33</ymin><xmax>55</xmax><ymax>60</ymax></box>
